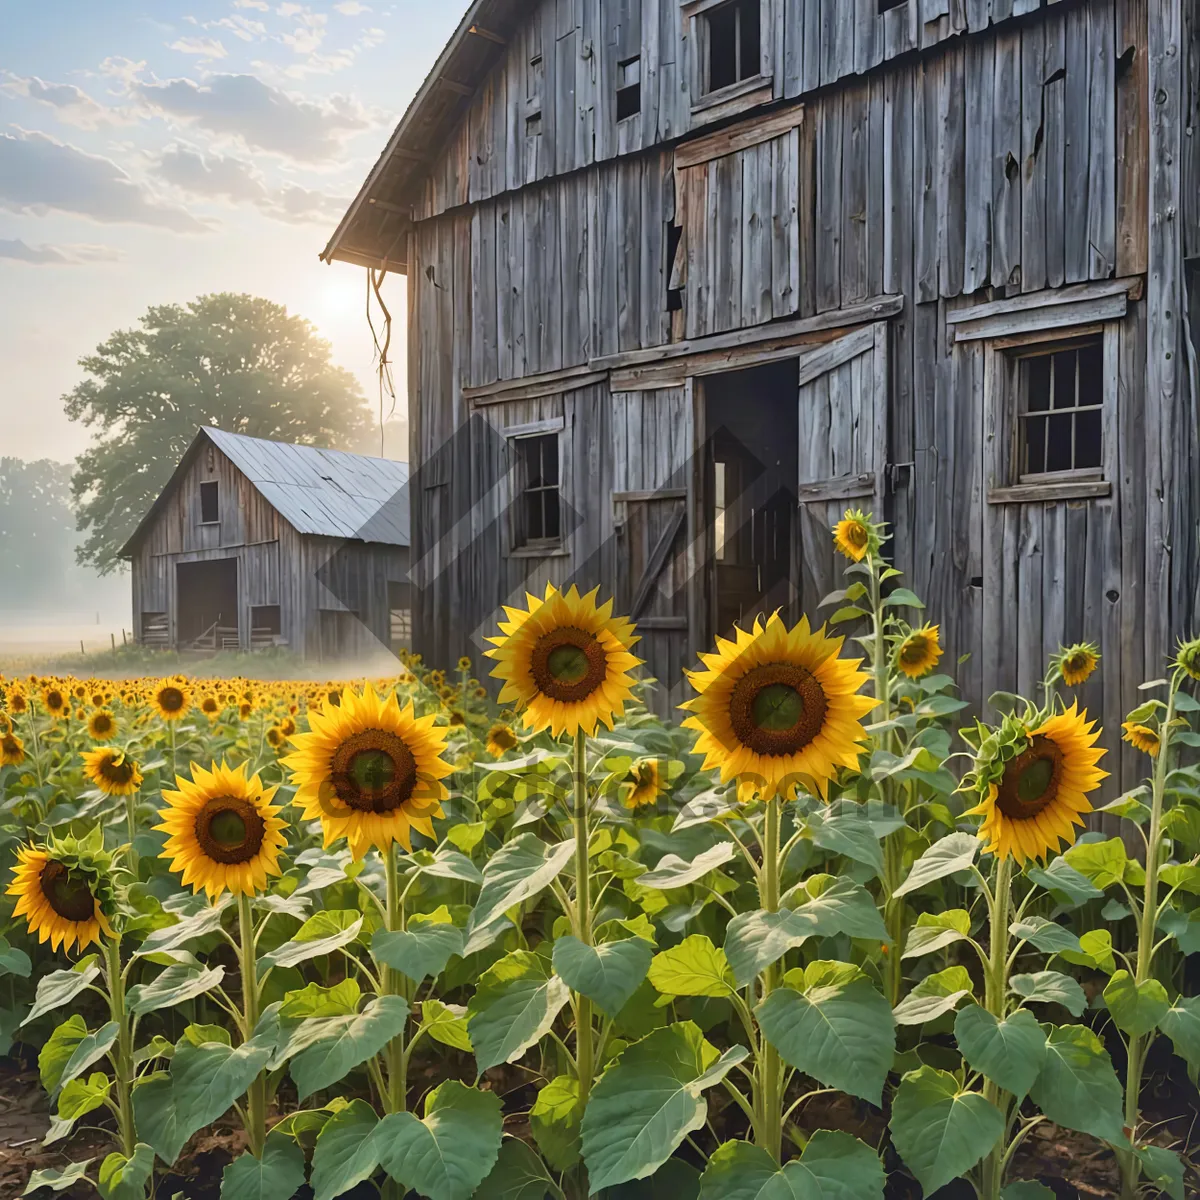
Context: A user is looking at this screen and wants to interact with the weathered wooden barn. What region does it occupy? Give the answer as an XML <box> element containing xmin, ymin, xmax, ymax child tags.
<box><xmin>121</xmin><ymin>428</ymin><xmax>412</xmax><ymax>662</ymax></box>
<box><xmin>322</xmin><ymin>0</ymin><xmax>1199</xmax><ymax>788</ymax></box>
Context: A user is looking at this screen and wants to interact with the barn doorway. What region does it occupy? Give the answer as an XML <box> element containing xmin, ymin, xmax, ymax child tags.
<box><xmin>176</xmin><ymin>559</ymin><xmax>239</xmax><ymax>649</ymax></box>
<box><xmin>704</xmin><ymin>360</ymin><xmax>799</xmax><ymax>638</ymax></box>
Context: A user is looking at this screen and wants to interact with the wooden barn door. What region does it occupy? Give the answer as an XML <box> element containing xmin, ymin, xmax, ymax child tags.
<box><xmin>611</xmin><ymin>387</ymin><xmax>699</xmax><ymax>716</ymax></box>
<box><xmin>794</xmin><ymin>323</ymin><xmax>889</xmax><ymax>618</ymax></box>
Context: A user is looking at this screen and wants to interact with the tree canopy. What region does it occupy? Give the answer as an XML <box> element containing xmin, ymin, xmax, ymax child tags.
<box><xmin>65</xmin><ymin>293</ymin><xmax>374</xmax><ymax>573</ymax></box>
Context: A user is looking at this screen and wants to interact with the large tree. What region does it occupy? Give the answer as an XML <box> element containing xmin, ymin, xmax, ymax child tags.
<box><xmin>65</xmin><ymin>293</ymin><xmax>374</xmax><ymax>573</ymax></box>
<box><xmin>0</xmin><ymin>458</ymin><xmax>77</xmax><ymax>608</ymax></box>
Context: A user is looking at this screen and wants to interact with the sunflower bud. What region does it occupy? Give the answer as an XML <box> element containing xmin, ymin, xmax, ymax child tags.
<box><xmin>1175</xmin><ymin>636</ymin><xmax>1200</xmax><ymax>682</ymax></box>
<box><xmin>832</xmin><ymin>509</ymin><xmax>884</xmax><ymax>563</ymax></box>
<box><xmin>1053</xmin><ymin>641</ymin><xmax>1100</xmax><ymax>688</ymax></box>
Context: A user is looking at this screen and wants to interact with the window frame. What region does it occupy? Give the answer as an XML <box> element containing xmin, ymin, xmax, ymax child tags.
<box><xmin>505</xmin><ymin>417</ymin><xmax>568</xmax><ymax>558</ymax></box>
<box><xmin>682</xmin><ymin>0</ymin><xmax>773</xmax><ymax>121</ymax></box>
<box><xmin>984</xmin><ymin>322</ymin><xmax>1118</xmax><ymax>505</ymax></box>
<box><xmin>199</xmin><ymin>480</ymin><xmax>220</xmax><ymax>525</ymax></box>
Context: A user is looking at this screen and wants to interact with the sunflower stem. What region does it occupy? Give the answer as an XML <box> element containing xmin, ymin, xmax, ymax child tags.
<box><xmin>383</xmin><ymin>842</ymin><xmax>409</xmax><ymax>1116</ymax></box>
<box><xmin>571</xmin><ymin>729</ymin><xmax>596</xmax><ymax>1200</ymax></box>
<box><xmin>1118</xmin><ymin>673</ymin><xmax>1179</xmax><ymax>1197</ymax></box>
<box><xmin>868</xmin><ymin>556</ymin><xmax>905</xmax><ymax>1007</ymax></box>
<box><xmin>124</xmin><ymin>791</ymin><xmax>139</xmax><ymax>876</ymax></box>
<box><xmin>102</xmin><ymin>934</ymin><xmax>137</xmax><ymax>1161</ymax></box>
<box><xmin>753</xmin><ymin>793</ymin><xmax>784</xmax><ymax>1161</ymax></box>
<box><xmin>237</xmin><ymin>891</ymin><xmax>266</xmax><ymax>1157</ymax></box>
<box><xmin>979</xmin><ymin>855</ymin><xmax>1014</xmax><ymax>1200</ymax></box>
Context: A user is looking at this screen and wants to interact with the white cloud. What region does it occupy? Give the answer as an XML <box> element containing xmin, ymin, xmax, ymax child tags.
<box><xmin>151</xmin><ymin>143</ymin><xmax>346</xmax><ymax>225</ymax></box>
<box><xmin>334</xmin><ymin>1</ymin><xmax>371</xmax><ymax>13</ymax></box>
<box><xmin>234</xmin><ymin>0</ymin><xmax>270</xmax><ymax>8</ymax></box>
<box><xmin>277</xmin><ymin>2</ymin><xmax>303</xmax><ymax>15</ymax></box>
<box><xmin>208</xmin><ymin>15</ymin><xmax>267</xmax><ymax>41</ymax></box>
<box><xmin>132</xmin><ymin>73</ymin><xmax>374</xmax><ymax>162</ymax></box>
<box><xmin>0</xmin><ymin>128</ymin><xmax>210</xmax><ymax>233</ymax></box>
<box><xmin>97</xmin><ymin>57</ymin><xmax>147</xmax><ymax>88</ymax></box>
<box><xmin>0</xmin><ymin>239</ymin><xmax>122</xmax><ymax>265</ymax></box>
<box><xmin>1</xmin><ymin>73</ymin><xmax>135</xmax><ymax>130</ymax></box>
<box><xmin>168</xmin><ymin>36</ymin><xmax>229</xmax><ymax>60</ymax></box>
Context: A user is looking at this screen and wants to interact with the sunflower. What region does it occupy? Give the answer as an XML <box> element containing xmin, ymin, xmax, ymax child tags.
<box><xmin>7</xmin><ymin>843</ymin><xmax>114</xmax><ymax>954</ymax></box>
<box><xmin>199</xmin><ymin>695</ymin><xmax>222</xmax><ymax>721</ymax></box>
<box><xmin>284</xmin><ymin>685</ymin><xmax>453</xmax><ymax>859</ymax></box>
<box><xmin>87</xmin><ymin>710</ymin><xmax>118</xmax><ymax>741</ymax></box>
<box><xmin>266</xmin><ymin>726</ymin><xmax>284</xmax><ymax>749</ymax></box>
<box><xmin>681</xmin><ymin>613</ymin><xmax>876</xmax><ymax>803</ymax></box>
<box><xmin>832</xmin><ymin>509</ymin><xmax>876</xmax><ymax>563</ymax></box>
<box><xmin>1176</xmin><ymin>637</ymin><xmax>1200</xmax><ymax>682</ymax></box>
<box><xmin>42</xmin><ymin>686</ymin><xmax>69</xmax><ymax>719</ymax></box>
<box><xmin>152</xmin><ymin>680</ymin><xmax>192</xmax><ymax>722</ymax></box>
<box><xmin>279</xmin><ymin>716</ymin><xmax>297</xmax><ymax>738</ymax></box>
<box><xmin>156</xmin><ymin>761</ymin><xmax>288</xmax><ymax>898</ymax></box>
<box><xmin>965</xmin><ymin>705</ymin><xmax>1108</xmax><ymax>866</ymax></box>
<box><xmin>1056</xmin><ymin>642</ymin><xmax>1100</xmax><ymax>688</ymax></box>
<box><xmin>5</xmin><ymin>686</ymin><xmax>28</xmax><ymax>715</ymax></box>
<box><xmin>1</xmin><ymin>732</ymin><xmax>25</xmax><ymax>767</ymax></box>
<box><xmin>1122</xmin><ymin>720</ymin><xmax>1160</xmax><ymax>757</ymax></box>
<box><xmin>896</xmin><ymin>624</ymin><xmax>943</xmax><ymax>680</ymax></box>
<box><xmin>620</xmin><ymin>759</ymin><xmax>667</xmax><ymax>810</ymax></box>
<box><xmin>486</xmin><ymin>584</ymin><xmax>641</xmax><ymax>739</ymax></box>
<box><xmin>82</xmin><ymin>748</ymin><xmax>143</xmax><ymax>797</ymax></box>
<box><xmin>457</xmin><ymin>656</ymin><xmax>473</xmax><ymax>672</ymax></box>
<box><xmin>486</xmin><ymin>723</ymin><xmax>519</xmax><ymax>757</ymax></box>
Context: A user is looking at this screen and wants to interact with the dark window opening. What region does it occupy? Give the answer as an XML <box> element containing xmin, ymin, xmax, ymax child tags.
<box><xmin>878</xmin><ymin>0</ymin><xmax>906</xmax><ymax>11</ymax></box>
<box><xmin>617</xmin><ymin>56</ymin><xmax>642</xmax><ymax>121</ymax></box>
<box><xmin>526</xmin><ymin>111</ymin><xmax>542</xmax><ymax>136</ymax></box>
<box><xmin>250</xmin><ymin>605</ymin><xmax>281</xmax><ymax>645</ymax></box>
<box><xmin>199</xmin><ymin>480</ymin><xmax>219</xmax><ymax>524</ymax></box>
<box><xmin>1018</xmin><ymin>339</ymin><xmax>1104</xmax><ymax>479</ymax></box>
<box><xmin>515</xmin><ymin>433</ymin><xmax>561</xmax><ymax>547</ymax></box>
<box><xmin>706</xmin><ymin>0</ymin><xmax>761</xmax><ymax>94</ymax></box>
<box><xmin>666</xmin><ymin>222</ymin><xmax>684</xmax><ymax>312</ymax></box>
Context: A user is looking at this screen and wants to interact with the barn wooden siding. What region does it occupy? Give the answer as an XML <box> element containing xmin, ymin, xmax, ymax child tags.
<box><xmin>129</xmin><ymin>443</ymin><xmax>408</xmax><ymax>661</ymax></box>
<box><xmin>403</xmin><ymin>0</ymin><xmax>1197</xmax><ymax>793</ymax></box>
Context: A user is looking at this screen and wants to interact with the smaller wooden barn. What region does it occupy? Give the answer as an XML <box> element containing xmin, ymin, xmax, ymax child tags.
<box><xmin>121</xmin><ymin>428</ymin><xmax>412</xmax><ymax>662</ymax></box>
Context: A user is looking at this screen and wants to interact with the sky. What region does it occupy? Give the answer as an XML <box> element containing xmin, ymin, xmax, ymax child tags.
<box><xmin>0</xmin><ymin>0</ymin><xmax>462</xmax><ymax>464</ymax></box>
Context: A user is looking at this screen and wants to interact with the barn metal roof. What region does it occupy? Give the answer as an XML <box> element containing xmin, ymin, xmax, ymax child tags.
<box><xmin>120</xmin><ymin>427</ymin><xmax>410</xmax><ymax>556</ymax></box>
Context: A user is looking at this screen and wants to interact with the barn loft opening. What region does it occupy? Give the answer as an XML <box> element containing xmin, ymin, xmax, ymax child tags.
<box><xmin>176</xmin><ymin>558</ymin><xmax>238</xmax><ymax>649</ymax></box>
<box><xmin>1017</xmin><ymin>337</ymin><xmax>1104</xmax><ymax>478</ymax></box>
<box><xmin>199</xmin><ymin>480</ymin><xmax>219</xmax><ymax>524</ymax></box>
<box><xmin>704</xmin><ymin>360</ymin><xmax>799</xmax><ymax>637</ymax></box>
<box><xmin>878</xmin><ymin>0</ymin><xmax>906</xmax><ymax>12</ymax></box>
<box><xmin>706</xmin><ymin>0</ymin><xmax>761</xmax><ymax>93</ymax></box>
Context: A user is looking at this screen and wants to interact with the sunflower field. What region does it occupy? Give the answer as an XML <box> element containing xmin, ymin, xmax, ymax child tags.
<box><xmin>3</xmin><ymin>513</ymin><xmax>1200</xmax><ymax>1200</ymax></box>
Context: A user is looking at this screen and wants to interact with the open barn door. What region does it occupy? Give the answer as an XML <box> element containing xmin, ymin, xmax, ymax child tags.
<box><xmin>794</xmin><ymin>323</ymin><xmax>889</xmax><ymax>617</ymax></box>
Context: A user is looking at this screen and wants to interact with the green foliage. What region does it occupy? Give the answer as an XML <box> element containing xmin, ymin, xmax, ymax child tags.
<box><xmin>697</xmin><ymin>1136</ymin><xmax>886</xmax><ymax>1199</ymax></box>
<box><xmin>63</xmin><ymin>293</ymin><xmax>373</xmax><ymax>572</ymax></box>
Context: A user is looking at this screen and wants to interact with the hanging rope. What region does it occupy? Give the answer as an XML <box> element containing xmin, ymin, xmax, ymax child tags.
<box><xmin>366</xmin><ymin>267</ymin><xmax>397</xmax><ymax>458</ymax></box>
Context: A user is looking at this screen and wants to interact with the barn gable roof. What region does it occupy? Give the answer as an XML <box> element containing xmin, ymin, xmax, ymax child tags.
<box><xmin>120</xmin><ymin>427</ymin><xmax>410</xmax><ymax>557</ymax></box>
<box><xmin>320</xmin><ymin>0</ymin><xmax>523</xmax><ymax>272</ymax></box>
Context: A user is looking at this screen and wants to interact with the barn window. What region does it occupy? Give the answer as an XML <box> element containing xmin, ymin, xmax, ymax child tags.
<box><xmin>199</xmin><ymin>481</ymin><xmax>219</xmax><ymax>524</ymax></box>
<box><xmin>666</xmin><ymin>222</ymin><xmax>684</xmax><ymax>312</ymax></box>
<box><xmin>705</xmin><ymin>0</ymin><xmax>761</xmax><ymax>93</ymax></box>
<box><xmin>617</xmin><ymin>56</ymin><xmax>642</xmax><ymax>121</ymax></box>
<box><xmin>1017</xmin><ymin>339</ymin><xmax>1105</xmax><ymax>479</ymax></box>
<box><xmin>516</xmin><ymin>434</ymin><xmax>561</xmax><ymax>546</ymax></box>
<box><xmin>388</xmin><ymin>581</ymin><xmax>412</xmax><ymax>650</ymax></box>
<box><xmin>878</xmin><ymin>0</ymin><xmax>906</xmax><ymax>11</ymax></box>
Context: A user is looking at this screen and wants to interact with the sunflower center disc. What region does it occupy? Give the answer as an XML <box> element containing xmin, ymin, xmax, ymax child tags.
<box><xmin>996</xmin><ymin>735</ymin><xmax>1064</xmax><ymax>820</ymax></box>
<box><xmin>39</xmin><ymin>861</ymin><xmax>96</xmax><ymax>923</ymax></box>
<box><xmin>331</xmin><ymin>729</ymin><xmax>418</xmax><ymax>813</ymax></box>
<box><xmin>195</xmin><ymin>796</ymin><xmax>267</xmax><ymax>864</ymax></box>
<box><xmin>158</xmin><ymin>687</ymin><xmax>185</xmax><ymax>712</ymax></box>
<box><xmin>531</xmin><ymin>627</ymin><xmax>608</xmax><ymax>703</ymax></box>
<box><xmin>730</xmin><ymin>663</ymin><xmax>828</xmax><ymax>756</ymax></box>
<box><xmin>102</xmin><ymin>754</ymin><xmax>136</xmax><ymax>786</ymax></box>
<box><xmin>900</xmin><ymin>637</ymin><xmax>929</xmax><ymax>666</ymax></box>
